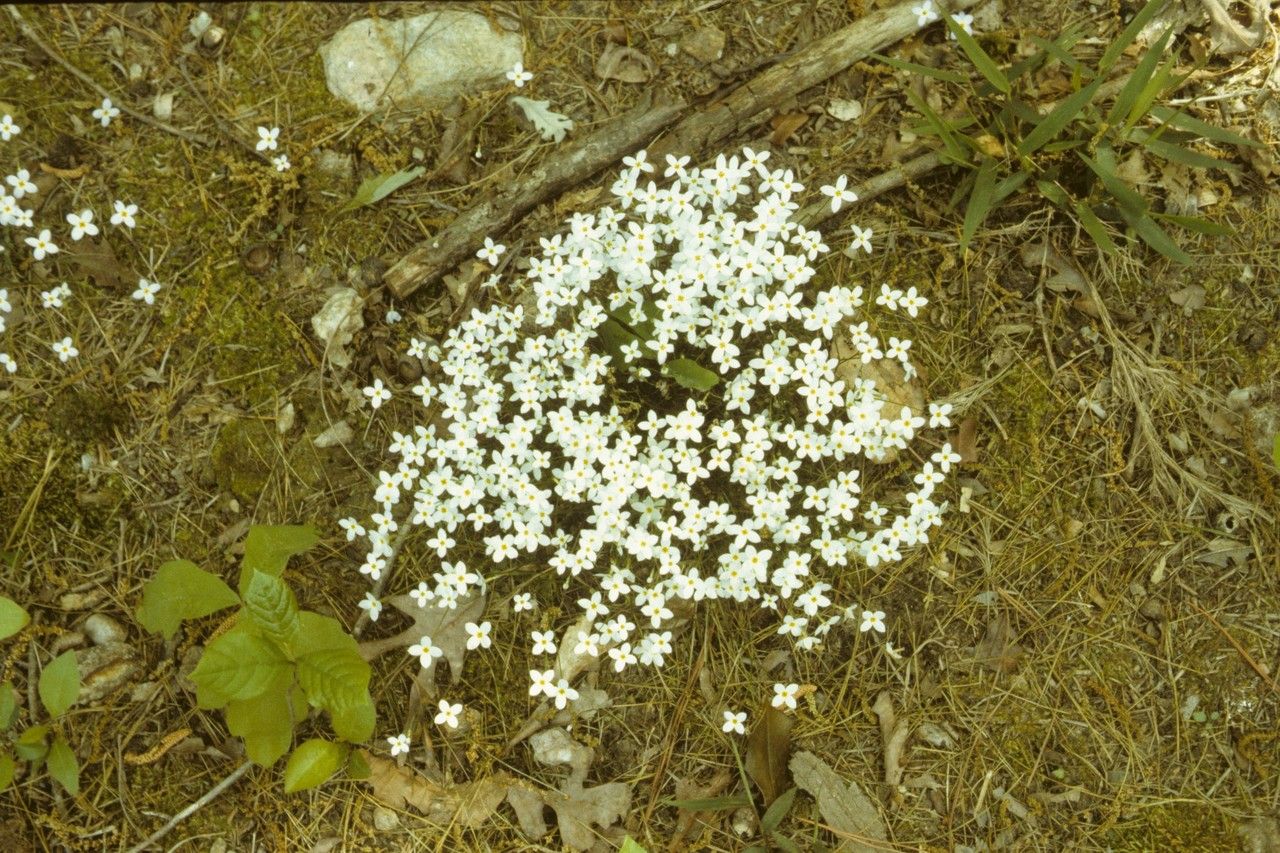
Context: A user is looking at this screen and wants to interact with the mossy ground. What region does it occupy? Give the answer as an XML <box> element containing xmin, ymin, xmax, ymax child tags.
<box><xmin>1</xmin><ymin>2</ymin><xmax>1278</xmax><ymax>851</ymax></box>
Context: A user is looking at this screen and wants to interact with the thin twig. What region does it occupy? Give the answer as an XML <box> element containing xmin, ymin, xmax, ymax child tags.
<box><xmin>124</xmin><ymin>759</ymin><xmax>253</xmax><ymax>853</ymax></box>
<box><xmin>6</xmin><ymin>6</ymin><xmax>212</xmax><ymax>147</ymax></box>
<box><xmin>1187</xmin><ymin>597</ymin><xmax>1279</xmax><ymax>696</ymax></box>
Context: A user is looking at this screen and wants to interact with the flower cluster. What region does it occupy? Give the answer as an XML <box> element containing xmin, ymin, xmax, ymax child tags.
<box><xmin>344</xmin><ymin>148</ymin><xmax>956</xmax><ymax>734</ymax></box>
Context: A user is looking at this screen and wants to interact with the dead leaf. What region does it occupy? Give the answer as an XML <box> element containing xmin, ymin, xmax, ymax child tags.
<box><xmin>65</xmin><ymin>238</ymin><xmax>129</xmax><ymax>291</ymax></box>
<box><xmin>679</xmin><ymin>26</ymin><xmax>726</xmax><ymax>63</ymax></box>
<box><xmin>506</xmin><ymin>785</ymin><xmax>550</xmax><ymax>839</ymax></box>
<box><xmin>833</xmin><ymin>334</ymin><xmax>925</xmax><ymax>463</ymax></box>
<box><xmin>956</xmin><ymin>416</ymin><xmax>980</xmax><ymax>465</ymax></box>
<box><xmin>362</xmin><ymin>751</ymin><xmax>510</xmax><ymax>828</ymax></box>
<box><xmin>555</xmin><ymin>611</ymin><xmax>604</xmax><ymax>683</ymax></box>
<box><xmin>790</xmin><ymin>751</ymin><xmax>887</xmax><ymax>852</ymax></box>
<box><xmin>1195</xmin><ymin>536</ymin><xmax>1252</xmax><ymax>568</ymax></box>
<box><xmin>672</xmin><ymin>769</ymin><xmax>733</xmax><ymax>845</ymax></box>
<box><xmin>39</xmin><ymin>161</ymin><xmax>91</xmax><ymax>179</ymax></box>
<box><xmin>1169</xmin><ymin>284</ymin><xmax>1205</xmax><ymax>315</ymax></box>
<box><xmin>436</xmin><ymin>99</ymin><xmax>483</xmax><ymax>186</ymax></box>
<box><xmin>827</xmin><ymin>98</ymin><xmax>864</xmax><ymax>122</ymax></box>
<box><xmin>310</xmin><ymin>288</ymin><xmax>365</xmax><ymax>369</ymax></box>
<box><xmin>745</xmin><ymin>705</ymin><xmax>793</xmax><ymax>806</ymax></box>
<box><xmin>872</xmin><ymin>692</ymin><xmax>909</xmax><ymax>786</ymax></box>
<box><xmin>1115</xmin><ymin>149</ymin><xmax>1151</xmax><ymax>187</ymax></box>
<box><xmin>514</xmin><ymin>727</ymin><xmax>633</xmax><ymax>851</ymax></box>
<box><xmin>974</xmin><ymin>615</ymin><xmax>1025</xmax><ymax>674</ymax></box>
<box><xmin>769</xmin><ymin>112</ymin><xmax>809</xmax><ymax>146</ymax></box>
<box><xmin>595</xmin><ymin>43</ymin><xmax>655</xmax><ymax>83</ymax></box>
<box><xmin>553</xmin><ymin>185</ymin><xmax>604</xmax><ymax>217</ymax></box>
<box><xmin>358</xmin><ymin>590</ymin><xmax>487</xmax><ymax>697</ymax></box>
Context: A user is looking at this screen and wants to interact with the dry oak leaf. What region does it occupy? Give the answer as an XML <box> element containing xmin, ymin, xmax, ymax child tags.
<box><xmin>361</xmin><ymin>750</ymin><xmax>510</xmax><ymax>828</ymax></box>
<box><xmin>832</xmin><ymin>333</ymin><xmax>925</xmax><ymax>464</ymax></box>
<box><xmin>595</xmin><ymin>43</ymin><xmax>655</xmax><ymax>83</ymax></box>
<box><xmin>790</xmin><ymin>751</ymin><xmax>887</xmax><ymax>852</ymax></box>
<box><xmin>358</xmin><ymin>590</ymin><xmax>487</xmax><ymax>697</ymax></box>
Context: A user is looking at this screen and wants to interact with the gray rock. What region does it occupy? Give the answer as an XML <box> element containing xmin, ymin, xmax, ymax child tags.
<box><xmin>319</xmin><ymin>11</ymin><xmax>522</xmax><ymax>113</ymax></box>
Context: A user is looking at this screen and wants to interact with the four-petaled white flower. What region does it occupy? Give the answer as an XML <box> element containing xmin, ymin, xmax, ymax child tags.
<box><xmin>859</xmin><ymin>610</ymin><xmax>886</xmax><ymax>633</ymax></box>
<box><xmin>531</xmin><ymin>630</ymin><xmax>557</xmax><ymax>655</ymax></box>
<box><xmin>363</xmin><ymin>378</ymin><xmax>392</xmax><ymax>409</ymax></box>
<box><xmin>40</xmin><ymin>284</ymin><xmax>71</xmax><ymax>309</ymax></box>
<box><xmin>551</xmin><ymin>678</ymin><xmax>579</xmax><ymax>710</ymax></box>
<box><xmin>358</xmin><ymin>592</ymin><xmax>383</xmax><ymax>621</ymax></box>
<box><xmin>506</xmin><ymin>61</ymin><xmax>533</xmax><ymax>88</ymax></box>
<box><xmin>464</xmin><ymin>620</ymin><xmax>493</xmax><ymax>650</ymax></box>
<box><xmin>476</xmin><ymin>236</ymin><xmax>506</xmax><ymax>267</ymax></box>
<box><xmin>132</xmin><ymin>277</ymin><xmax>162</xmax><ymax>305</ymax></box>
<box><xmin>0</xmin><ymin>114</ymin><xmax>19</xmax><ymax>141</ymax></box>
<box><xmin>512</xmin><ymin>592</ymin><xmax>535</xmax><ymax>613</ymax></box>
<box><xmin>387</xmin><ymin>732</ymin><xmax>410</xmax><ymax>756</ymax></box>
<box><xmin>7</xmin><ymin>168</ymin><xmax>37</xmax><ymax>198</ymax></box>
<box><xmin>947</xmin><ymin>12</ymin><xmax>976</xmax><ymax>39</ymax></box>
<box><xmin>67</xmin><ymin>209</ymin><xmax>98</xmax><ymax>240</ymax></box>
<box><xmin>848</xmin><ymin>224</ymin><xmax>873</xmax><ymax>255</ymax></box>
<box><xmin>819</xmin><ymin>174</ymin><xmax>858</xmax><ymax>213</ymax></box>
<box><xmin>912</xmin><ymin>0</ymin><xmax>939</xmax><ymax>27</ymax></box>
<box><xmin>408</xmin><ymin>634</ymin><xmax>444</xmax><ymax>667</ymax></box>
<box><xmin>93</xmin><ymin>97</ymin><xmax>121</xmax><ymax>127</ymax></box>
<box><xmin>434</xmin><ymin>699</ymin><xmax>462</xmax><ymax>729</ymax></box>
<box><xmin>25</xmin><ymin>229</ymin><xmax>58</xmax><ymax>260</ymax></box>
<box><xmin>110</xmin><ymin>200</ymin><xmax>138</xmax><ymax>228</ymax></box>
<box><xmin>272</xmin><ymin>154</ymin><xmax>291</xmax><ymax>172</ymax></box>
<box><xmin>256</xmin><ymin>125</ymin><xmax>280</xmax><ymax>151</ymax></box>
<box><xmin>0</xmin><ymin>353</ymin><xmax>16</xmax><ymax>374</ymax></box>
<box><xmin>51</xmin><ymin>336</ymin><xmax>79</xmax><ymax>363</ymax></box>
<box><xmin>771</xmin><ymin>682</ymin><xmax>800</xmax><ymax>711</ymax></box>
<box><xmin>529</xmin><ymin>668</ymin><xmax>556</xmax><ymax>697</ymax></box>
<box><xmin>722</xmin><ymin>710</ymin><xmax>747</xmax><ymax>735</ymax></box>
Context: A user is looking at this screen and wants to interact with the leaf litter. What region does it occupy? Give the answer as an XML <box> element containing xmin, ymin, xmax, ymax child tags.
<box><xmin>790</xmin><ymin>750</ymin><xmax>887</xmax><ymax>852</ymax></box>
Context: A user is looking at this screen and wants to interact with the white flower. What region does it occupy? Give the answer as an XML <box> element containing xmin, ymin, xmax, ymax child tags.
<box><xmin>912</xmin><ymin>0</ymin><xmax>939</xmax><ymax>28</ymax></box>
<box><xmin>551</xmin><ymin>678</ymin><xmax>579</xmax><ymax>710</ymax></box>
<box><xmin>92</xmin><ymin>97</ymin><xmax>121</xmax><ymax>127</ymax></box>
<box><xmin>51</xmin><ymin>336</ymin><xmax>79</xmax><ymax>363</ymax></box>
<box><xmin>25</xmin><ymin>229</ymin><xmax>58</xmax><ymax>260</ymax></box>
<box><xmin>256</xmin><ymin>125</ymin><xmax>280</xmax><ymax>151</ymax></box>
<box><xmin>132</xmin><ymin>278</ymin><xmax>162</xmax><ymax>305</ymax></box>
<box><xmin>272</xmin><ymin>154</ymin><xmax>291</xmax><ymax>172</ymax></box>
<box><xmin>408</xmin><ymin>635</ymin><xmax>444</xmax><ymax>667</ymax></box>
<box><xmin>363</xmin><ymin>378</ymin><xmax>392</xmax><ymax>409</ymax></box>
<box><xmin>476</xmin><ymin>236</ymin><xmax>506</xmax><ymax>266</ymax></box>
<box><xmin>506</xmin><ymin>61</ymin><xmax>534</xmax><ymax>88</ymax></box>
<box><xmin>464</xmin><ymin>620</ymin><xmax>492</xmax><ymax>651</ymax></box>
<box><xmin>512</xmin><ymin>592</ymin><xmax>535</xmax><ymax>613</ymax></box>
<box><xmin>819</xmin><ymin>175</ymin><xmax>858</xmax><ymax>213</ymax></box>
<box><xmin>5</xmin><ymin>168</ymin><xmax>36</xmax><ymax>198</ymax></box>
<box><xmin>847</xmin><ymin>224</ymin><xmax>873</xmax><ymax>255</ymax></box>
<box><xmin>529</xmin><ymin>668</ymin><xmax>556</xmax><ymax>698</ymax></box>
<box><xmin>110</xmin><ymin>200</ymin><xmax>138</xmax><ymax>228</ymax></box>
<box><xmin>947</xmin><ymin>12</ymin><xmax>975</xmax><ymax>39</ymax></box>
<box><xmin>434</xmin><ymin>699</ymin><xmax>462</xmax><ymax>729</ymax></box>
<box><xmin>385</xmin><ymin>308</ymin><xmax>402</xmax><ymax>324</ymax></box>
<box><xmin>0</xmin><ymin>353</ymin><xmax>16</xmax><ymax>374</ymax></box>
<box><xmin>41</xmin><ymin>286</ymin><xmax>68</xmax><ymax>309</ymax></box>
<box><xmin>859</xmin><ymin>610</ymin><xmax>886</xmax><ymax>634</ymax></box>
<box><xmin>358</xmin><ymin>592</ymin><xmax>383</xmax><ymax>622</ymax></box>
<box><xmin>771</xmin><ymin>682</ymin><xmax>800</xmax><ymax>711</ymax></box>
<box><xmin>67</xmin><ymin>209</ymin><xmax>98</xmax><ymax>240</ymax></box>
<box><xmin>387</xmin><ymin>733</ymin><xmax>410</xmax><ymax>756</ymax></box>
<box><xmin>722</xmin><ymin>710</ymin><xmax>747</xmax><ymax>735</ymax></box>
<box><xmin>927</xmin><ymin>402</ymin><xmax>953</xmax><ymax>428</ymax></box>
<box><xmin>531</xmin><ymin>630</ymin><xmax>557</xmax><ymax>655</ymax></box>
<box><xmin>0</xmin><ymin>114</ymin><xmax>19</xmax><ymax>141</ymax></box>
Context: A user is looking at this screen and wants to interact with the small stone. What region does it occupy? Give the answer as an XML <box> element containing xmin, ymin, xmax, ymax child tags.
<box><xmin>153</xmin><ymin>92</ymin><xmax>174</xmax><ymax>121</ymax></box>
<box><xmin>372</xmin><ymin>805</ymin><xmax>400</xmax><ymax>831</ymax></box>
<box><xmin>1138</xmin><ymin>597</ymin><xmax>1163</xmax><ymax>621</ymax></box>
<box><xmin>276</xmin><ymin>401</ymin><xmax>297</xmax><ymax>434</ymax></box>
<box><xmin>827</xmin><ymin>98</ymin><xmax>863</xmax><ymax>122</ymax></box>
<box><xmin>680</xmin><ymin>26</ymin><xmax>726</xmax><ymax>63</ymax></box>
<box><xmin>313</xmin><ymin>419</ymin><xmax>354</xmax><ymax>449</ymax></box>
<box><xmin>76</xmin><ymin>643</ymin><xmax>140</xmax><ymax>704</ymax></box>
<box><xmin>83</xmin><ymin>613</ymin><xmax>127</xmax><ymax>645</ymax></box>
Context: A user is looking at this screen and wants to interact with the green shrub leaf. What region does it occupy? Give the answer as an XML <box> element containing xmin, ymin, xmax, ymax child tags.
<box><xmin>0</xmin><ymin>596</ymin><xmax>30</xmax><ymax>641</ymax></box>
<box><xmin>226</xmin><ymin>679</ymin><xmax>299</xmax><ymax>766</ymax></box>
<box><xmin>662</xmin><ymin>358</ymin><xmax>719</xmax><ymax>392</ymax></box>
<box><xmin>619</xmin><ymin>838</ymin><xmax>649</xmax><ymax>853</ymax></box>
<box><xmin>46</xmin><ymin>734</ymin><xmax>79</xmax><ymax>795</ymax></box>
<box><xmin>291</xmin><ymin>612</ymin><xmax>361</xmax><ymax>657</ymax></box>
<box><xmin>0</xmin><ymin>681</ymin><xmax>17</xmax><ymax>730</ymax></box>
<box><xmin>347</xmin><ymin>749</ymin><xmax>372</xmax><ymax>780</ymax></box>
<box><xmin>190</xmin><ymin>624</ymin><xmax>291</xmax><ymax>708</ymax></box>
<box><xmin>297</xmin><ymin>647</ymin><xmax>371</xmax><ymax>714</ymax></box>
<box><xmin>136</xmin><ymin>559</ymin><xmax>240</xmax><ymax>641</ymax></box>
<box><xmin>0</xmin><ymin>751</ymin><xmax>14</xmax><ymax>791</ymax></box>
<box><xmin>239</xmin><ymin>525</ymin><xmax>318</xmax><ymax>591</ymax></box>
<box><xmin>242</xmin><ymin>570</ymin><xmax>301</xmax><ymax>650</ymax></box>
<box><xmin>15</xmin><ymin>724</ymin><xmax>49</xmax><ymax>762</ymax></box>
<box><xmin>338</xmin><ymin>167</ymin><xmax>426</xmax><ymax>214</ymax></box>
<box><xmin>283</xmin><ymin>738</ymin><xmax>346</xmax><ymax>793</ymax></box>
<box><xmin>328</xmin><ymin>693</ymin><xmax>376</xmax><ymax>743</ymax></box>
<box><xmin>38</xmin><ymin>651</ymin><xmax>79</xmax><ymax>719</ymax></box>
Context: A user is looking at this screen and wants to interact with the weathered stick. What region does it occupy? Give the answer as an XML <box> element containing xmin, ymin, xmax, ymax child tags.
<box><xmin>384</xmin><ymin>0</ymin><xmax>980</xmax><ymax>299</ymax></box>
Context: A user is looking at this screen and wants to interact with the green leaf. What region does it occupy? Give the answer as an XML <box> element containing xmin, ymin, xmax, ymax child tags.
<box><xmin>297</xmin><ymin>647</ymin><xmax>371</xmax><ymax>715</ymax></box>
<box><xmin>761</xmin><ymin>786</ymin><xmax>798</xmax><ymax>833</ymax></box>
<box><xmin>619</xmin><ymin>838</ymin><xmax>649</xmax><ymax>853</ymax></box>
<box><xmin>0</xmin><ymin>596</ymin><xmax>30</xmax><ymax>641</ymax></box>
<box><xmin>328</xmin><ymin>693</ymin><xmax>376</xmax><ymax>743</ymax></box>
<box><xmin>15</xmin><ymin>724</ymin><xmax>48</xmax><ymax>762</ymax></box>
<box><xmin>1152</xmin><ymin>212</ymin><xmax>1233</xmax><ymax>237</ymax></box>
<box><xmin>283</xmin><ymin>738</ymin><xmax>346</xmax><ymax>793</ymax></box>
<box><xmin>0</xmin><ymin>681</ymin><xmax>17</xmax><ymax>730</ymax></box>
<box><xmin>1138</xmin><ymin>135</ymin><xmax>1236</xmax><ymax>171</ymax></box>
<box><xmin>347</xmin><ymin>749</ymin><xmax>372</xmax><ymax>781</ymax></box>
<box><xmin>291</xmin><ymin>612</ymin><xmax>361</xmax><ymax>657</ymax></box>
<box><xmin>1122</xmin><ymin>57</ymin><xmax>1177</xmax><ymax>135</ymax></box>
<box><xmin>961</xmin><ymin>159</ymin><xmax>999</xmax><ymax>250</ymax></box>
<box><xmin>869</xmin><ymin>52</ymin><xmax>967</xmax><ymax>83</ymax></box>
<box><xmin>1097</xmin><ymin>0</ymin><xmax>1171</xmax><ymax>75</ymax></box>
<box><xmin>239</xmin><ymin>525</ymin><xmax>318</xmax><ymax>591</ymax></box>
<box><xmin>38</xmin><ymin>651</ymin><xmax>79</xmax><ymax>719</ymax></box>
<box><xmin>338</xmin><ymin>167</ymin><xmax>426</xmax><ymax>214</ymax></box>
<box><xmin>661</xmin><ymin>358</ymin><xmax>719</xmax><ymax>392</ymax></box>
<box><xmin>771</xmin><ymin>834</ymin><xmax>804</xmax><ymax>853</ymax></box>
<box><xmin>1036</xmin><ymin>179</ymin><xmax>1070</xmax><ymax>207</ymax></box>
<box><xmin>992</xmin><ymin>171</ymin><xmax>1030</xmax><ymax>206</ymax></box>
<box><xmin>905</xmin><ymin>88</ymin><xmax>970</xmax><ymax>165</ymax></box>
<box><xmin>1073</xmin><ymin>200</ymin><xmax>1119</xmax><ymax>254</ymax></box>
<box><xmin>946</xmin><ymin>19</ymin><xmax>1009</xmax><ymax>93</ymax></box>
<box><xmin>1028</xmin><ymin>33</ymin><xmax>1086</xmax><ymax>73</ymax></box>
<box><xmin>1018</xmin><ymin>77</ymin><xmax>1104</xmax><ymax>156</ymax></box>
<box><xmin>242</xmin><ymin>570</ymin><xmax>301</xmax><ymax>650</ymax></box>
<box><xmin>0</xmin><ymin>750</ymin><xmax>14</xmax><ymax>791</ymax></box>
<box><xmin>1106</xmin><ymin>27</ymin><xmax>1173</xmax><ymax>130</ymax></box>
<box><xmin>1080</xmin><ymin>150</ymin><xmax>1148</xmax><ymax>215</ymax></box>
<box><xmin>46</xmin><ymin>734</ymin><xmax>79</xmax><ymax>795</ymax></box>
<box><xmin>190</xmin><ymin>624</ymin><xmax>291</xmax><ymax>708</ymax></box>
<box><xmin>1131</xmin><ymin>213</ymin><xmax>1191</xmax><ymax>263</ymax></box>
<box><xmin>598</xmin><ymin>317</ymin><xmax>643</xmax><ymax>366</ymax></box>
<box><xmin>1148</xmin><ymin>105</ymin><xmax>1261</xmax><ymax>147</ymax></box>
<box><xmin>226</xmin><ymin>675</ymin><xmax>299</xmax><ymax>766</ymax></box>
<box><xmin>136</xmin><ymin>559</ymin><xmax>240</xmax><ymax>641</ymax></box>
<box><xmin>669</xmin><ymin>793</ymin><xmax>753</xmax><ymax>811</ymax></box>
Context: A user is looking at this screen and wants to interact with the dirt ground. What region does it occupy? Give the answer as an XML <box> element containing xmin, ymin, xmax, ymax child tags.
<box><xmin>1</xmin><ymin>2</ymin><xmax>1278</xmax><ymax>851</ymax></box>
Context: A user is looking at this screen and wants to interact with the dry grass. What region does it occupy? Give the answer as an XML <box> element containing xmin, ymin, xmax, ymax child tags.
<box><xmin>1</xmin><ymin>2</ymin><xmax>1278</xmax><ymax>851</ymax></box>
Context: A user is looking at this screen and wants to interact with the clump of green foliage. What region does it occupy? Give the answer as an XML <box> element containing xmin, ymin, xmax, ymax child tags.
<box><xmin>135</xmin><ymin>525</ymin><xmax>374</xmax><ymax>793</ymax></box>
<box><xmin>886</xmin><ymin>0</ymin><xmax>1262</xmax><ymax>261</ymax></box>
<box><xmin>1</xmin><ymin>596</ymin><xmax>82</xmax><ymax>795</ymax></box>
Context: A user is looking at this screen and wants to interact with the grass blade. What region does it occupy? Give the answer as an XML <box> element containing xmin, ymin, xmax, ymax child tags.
<box><xmin>992</xmin><ymin>170</ymin><xmax>1029</xmax><ymax>206</ymax></box>
<box><xmin>1140</xmin><ymin>136</ymin><xmax>1236</xmax><ymax>171</ymax></box>
<box><xmin>1018</xmin><ymin>77</ymin><xmax>1103</xmax><ymax>156</ymax></box>
<box><xmin>905</xmin><ymin>88</ymin><xmax>971</xmax><ymax>165</ymax></box>
<box><xmin>1079</xmin><ymin>150</ymin><xmax>1147</xmax><ymax>216</ymax></box>
<box><xmin>1072</xmin><ymin>199</ymin><xmax>1118</xmax><ymax>254</ymax></box>
<box><xmin>961</xmin><ymin>159</ymin><xmax>999</xmax><ymax>250</ymax></box>
<box><xmin>1148</xmin><ymin>105</ymin><xmax>1261</xmax><ymax>147</ymax></box>
<box><xmin>1098</xmin><ymin>0</ymin><xmax>1172</xmax><ymax>75</ymax></box>
<box><xmin>1029</xmin><ymin>34</ymin><xmax>1086</xmax><ymax>73</ymax></box>
<box><xmin>1152</xmin><ymin>212</ymin><xmax>1233</xmax><ymax>236</ymax></box>
<box><xmin>1106</xmin><ymin>27</ymin><xmax>1172</xmax><ymax>129</ymax></box>
<box><xmin>947</xmin><ymin>19</ymin><xmax>1009</xmax><ymax>94</ymax></box>
<box><xmin>870</xmin><ymin>52</ymin><xmax>967</xmax><ymax>83</ymax></box>
<box><xmin>1130</xmin><ymin>212</ymin><xmax>1191</xmax><ymax>263</ymax></box>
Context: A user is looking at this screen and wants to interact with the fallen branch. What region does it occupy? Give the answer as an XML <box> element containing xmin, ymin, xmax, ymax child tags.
<box><xmin>384</xmin><ymin>0</ymin><xmax>981</xmax><ymax>300</ymax></box>
<box><xmin>124</xmin><ymin>759</ymin><xmax>253</xmax><ymax>852</ymax></box>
